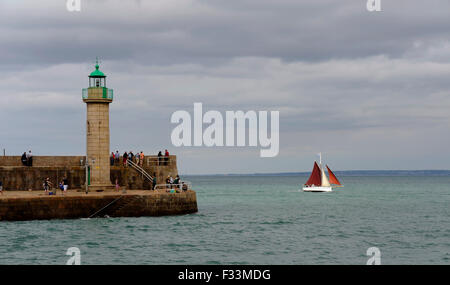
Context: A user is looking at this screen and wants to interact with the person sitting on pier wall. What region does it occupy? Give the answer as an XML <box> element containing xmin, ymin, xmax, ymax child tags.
<box><xmin>166</xmin><ymin>176</ymin><xmax>181</xmax><ymax>193</ymax></box>
<box><xmin>21</xmin><ymin>152</ymin><xmax>27</xmax><ymax>166</ymax></box>
<box><xmin>164</xmin><ymin>149</ymin><xmax>170</xmax><ymax>165</ymax></box>
<box><xmin>26</xmin><ymin>150</ymin><xmax>33</xmax><ymax>166</ymax></box>
<box><xmin>63</xmin><ymin>176</ymin><xmax>68</xmax><ymax>194</ymax></box>
<box><xmin>0</xmin><ymin>180</ymin><xmax>3</xmax><ymax>195</ymax></box>
<box><xmin>173</xmin><ymin>175</ymin><xmax>180</xmax><ymax>189</ymax></box>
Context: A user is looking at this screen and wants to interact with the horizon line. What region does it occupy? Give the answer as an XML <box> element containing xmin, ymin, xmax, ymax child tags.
<box><xmin>182</xmin><ymin>169</ymin><xmax>450</xmax><ymax>176</ymax></box>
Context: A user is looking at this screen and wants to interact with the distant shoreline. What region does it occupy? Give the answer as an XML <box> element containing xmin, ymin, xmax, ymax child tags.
<box><xmin>184</xmin><ymin>170</ymin><xmax>450</xmax><ymax>177</ymax></box>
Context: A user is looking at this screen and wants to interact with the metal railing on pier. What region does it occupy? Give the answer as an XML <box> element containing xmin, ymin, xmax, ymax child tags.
<box><xmin>146</xmin><ymin>156</ymin><xmax>173</xmax><ymax>166</ymax></box>
<box><xmin>127</xmin><ymin>159</ymin><xmax>153</xmax><ymax>182</ymax></box>
<box><xmin>154</xmin><ymin>181</ymin><xmax>192</xmax><ymax>191</ymax></box>
<box><xmin>111</xmin><ymin>156</ymin><xmax>174</xmax><ymax>167</ymax></box>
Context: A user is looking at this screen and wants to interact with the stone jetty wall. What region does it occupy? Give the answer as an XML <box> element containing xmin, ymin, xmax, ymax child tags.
<box><xmin>0</xmin><ymin>191</ymin><xmax>198</xmax><ymax>221</ymax></box>
<box><xmin>0</xmin><ymin>156</ymin><xmax>84</xmax><ymax>167</ymax></box>
<box><xmin>0</xmin><ymin>155</ymin><xmax>178</xmax><ymax>191</ymax></box>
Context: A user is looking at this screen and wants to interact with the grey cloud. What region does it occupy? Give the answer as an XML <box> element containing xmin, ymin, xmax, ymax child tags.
<box><xmin>2</xmin><ymin>0</ymin><xmax>450</xmax><ymax>67</ymax></box>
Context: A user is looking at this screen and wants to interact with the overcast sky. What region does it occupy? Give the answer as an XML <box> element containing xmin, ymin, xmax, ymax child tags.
<box><xmin>1</xmin><ymin>0</ymin><xmax>450</xmax><ymax>174</ymax></box>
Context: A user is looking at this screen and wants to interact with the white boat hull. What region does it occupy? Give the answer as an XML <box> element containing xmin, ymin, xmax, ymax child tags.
<box><xmin>302</xmin><ymin>186</ymin><xmax>333</xmax><ymax>192</ymax></box>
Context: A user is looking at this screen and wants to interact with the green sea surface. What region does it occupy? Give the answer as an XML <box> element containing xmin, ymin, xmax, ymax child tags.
<box><xmin>0</xmin><ymin>175</ymin><xmax>448</xmax><ymax>264</ymax></box>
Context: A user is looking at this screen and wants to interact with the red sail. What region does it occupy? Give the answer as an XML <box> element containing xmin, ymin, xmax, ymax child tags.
<box><xmin>305</xmin><ymin>162</ymin><xmax>321</xmax><ymax>186</ymax></box>
<box><xmin>326</xmin><ymin>165</ymin><xmax>341</xmax><ymax>185</ymax></box>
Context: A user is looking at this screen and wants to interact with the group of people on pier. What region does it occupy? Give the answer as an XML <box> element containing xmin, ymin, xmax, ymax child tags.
<box><xmin>0</xmin><ymin>174</ymin><xmax>187</xmax><ymax>195</ymax></box>
<box><xmin>113</xmin><ymin>173</ymin><xmax>187</xmax><ymax>193</ymax></box>
<box><xmin>110</xmin><ymin>150</ymin><xmax>146</xmax><ymax>167</ymax></box>
<box><xmin>165</xmin><ymin>174</ymin><xmax>186</xmax><ymax>191</ymax></box>
<box><xmin>110</xmin><ymin>149</ymin><xmax>171</xmax><ymax>167</ymax></box>
<box><xmin>158</xmin><ymin>149</ymin><xmax>171</xmax><ymax>166</ymax></box>
<box><xmin>43</xmin><ymin>176</ymin><xmax>69</xmax><ymax>195</ymax></box>
<box><xmin>17</xmin><ymin>149</ymin><xmax>172</xmax><ymax>168</ymax></box>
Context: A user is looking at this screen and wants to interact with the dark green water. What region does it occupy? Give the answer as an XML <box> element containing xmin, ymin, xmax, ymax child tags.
<box><xmin>0</xmin><ymin>176</ymin><xmax>449</xmax><ymax>264</ymax></box>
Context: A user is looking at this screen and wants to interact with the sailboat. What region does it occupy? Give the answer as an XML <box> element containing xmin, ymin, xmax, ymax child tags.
<box><xmin>302</xmin><ymin>153</ymin><xmax>342</xmax><ymax>192</ymax></box>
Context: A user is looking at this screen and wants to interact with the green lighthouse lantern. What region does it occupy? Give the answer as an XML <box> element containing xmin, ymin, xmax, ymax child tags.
<box><xmin>89</xmin><ymin>59</ymin><xmax>106</xmax><ymax>87</ymax></box>
<box><xmin>82</xmin><ymin>58</ymin><xmax>113</xmax><ymax>102</ymax></box>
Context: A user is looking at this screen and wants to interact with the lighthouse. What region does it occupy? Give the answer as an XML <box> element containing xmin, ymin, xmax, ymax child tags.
<box><xmin>82</xmin><ymin>59</ymin><xmax>114</xmax><ymax>191</ymax></box>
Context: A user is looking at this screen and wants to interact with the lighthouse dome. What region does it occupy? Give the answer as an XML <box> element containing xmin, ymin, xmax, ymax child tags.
<box><xmin>89</xmin><ymin>63</ymin><xmax>106</xmax><ymax>78</ymax></box>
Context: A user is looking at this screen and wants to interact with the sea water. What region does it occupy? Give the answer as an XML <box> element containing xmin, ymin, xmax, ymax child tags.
<box><xmin>0</xmin><ymin>175</ymin><xmax>448</xmax><ymax>264</ymax></box>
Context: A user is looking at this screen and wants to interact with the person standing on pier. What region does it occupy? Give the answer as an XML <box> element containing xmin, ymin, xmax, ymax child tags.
<box><xmin>157</xmin><ymin>151</ymin><xmax>162</xmax><ymax>166</ymax></box>
<box><xmin>164</xmin><ymin>149</ymin><xmax>170</xmax><ymax>166</ymax></box>
<box><xmin>21</xmin><ymin>152</ymin><xmax>27</xmax><ymax>166</ymax></box>
<box><xmin>139</xmin><ymin>151</ymin><xmax>144</xmax><ymax>167</ymax></box>
<box><xmin>152</xmin><ymin>174</ymin><xmax>157</xmax><ymax>190</ymax></box>
<box><xmin>128</xmin><ymin>151</ymin><xmax>134</xmax><ymax>163</ymax></box>
<box><xmin>123</xmin><ymin>151</ymin><xmax>128</xmax><ymax>166</ymax></box>
<box><xmin>26</xmin><ymin>150</ymin><xmax>33</xmax><ymax>166</ymax></box>
<box><xmin>166</xmin><ymin>175</ymin><xmax>173</xmax><ymax>189</ymax></box>
<box><xmin>110</xmin><ymin>152</ymin><xmax>115</xmax><ymax>166</ymax></box>
<box><xmin>43</xmin><ymin>178</ymin><xmax>52</xmax><ymax>194</ymax></box>
<box><xmin>115</xmin><ymin>150</ymin><xmax>120</xmax><ymax>165</ymax></box>
<box><xmin>135</xmin><ymin>151</ymin><xmax>140</xmax><ymax>165</ymax></box>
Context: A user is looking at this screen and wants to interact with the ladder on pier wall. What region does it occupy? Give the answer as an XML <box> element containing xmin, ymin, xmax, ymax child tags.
<box><xmin>110</xmin><ymin>196</ymin><xmax>141</xmax><ymax>216</ymax></box>
<box><xmin>88</xmin><ymin>195</ymin><xmax>124</xmax><ymax>218</ymax></box>
<box><xmin>127</xmin><ymin>159</ymin><xmax>153</xmax><ymax>182</ymax></box>
<box><xmin>88</xmin><ymin>195</ymin><xmax>140</xmax><ymax>218</ymax></box>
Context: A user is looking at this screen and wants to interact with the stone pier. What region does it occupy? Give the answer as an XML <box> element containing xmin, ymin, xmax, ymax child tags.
<box><xmin>0</xmin><ymin>60</ymin><xmax>198</xmax><ymax>222</ymax></box>
<box><xmin>0</xmin><ymin>190</ymin><xmax>198</xmax><ymax>221</ymax></box>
